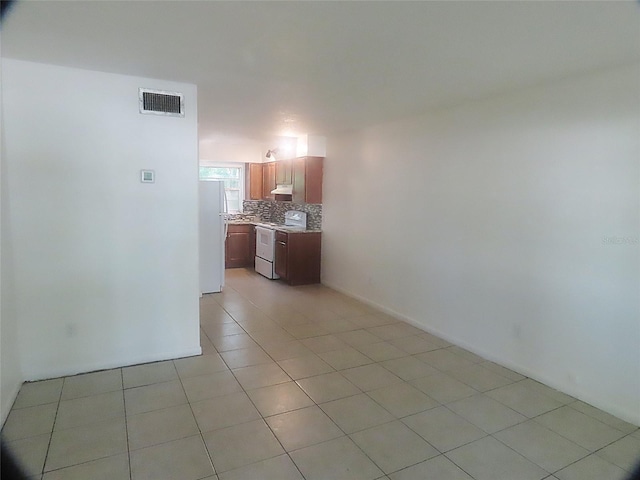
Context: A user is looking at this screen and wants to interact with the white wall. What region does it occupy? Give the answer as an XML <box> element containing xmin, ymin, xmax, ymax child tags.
<box><xmin>1</xmin><ymin>73</ymin><xmax>24</xmax><ymax>422</ymax></box>
<box><xmin>0</xmin><ymin>180</ymin><xmax>22</xmax><ymax>424</ymax></box>
<box><xmin>199</xmin><ymin>137</ymin><xmax>264</xmax><ymax>164</ymax></box>
<box><xmin>296</xmin><ymin>135</ymin><xmax>327</xmax><ymax>158</ymax></box>
<box><xmin>322</xmin><ymin>64</ymin><xmax>640</xmax><ymax>425</ymax></box>
<box><xmin>2</xmin><ymin>59</ymin><xmax>201</xmax><ymax>382</ymax></box>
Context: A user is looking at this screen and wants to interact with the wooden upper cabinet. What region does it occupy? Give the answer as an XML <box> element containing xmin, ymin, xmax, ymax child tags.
<box><xmin>275</xmin><ymin>158</ymin><xmax>293</xmax><ymax>185</ymax></box>
<box><xmin>263</xmin><ymin>162</ymin><xmax>276</xmax><ymax>200</ymax></box>
<box><xmin>292</xmin><ymin>157</ymin><xmax>305</xmax><ymax>204</ymax></box>
<box><xmin>293</xmin><ymin>156</ymin><xmax>323</xmax><ymax>204</ymax></box>
<box><xmin>251</xmin><ymin>157</ymin><xmax>322</xmax><ymax>204</ymax></box>
<box><xmin>249</xmin><ymin>163</ymin><xmax>263</xmax><ymax>200</ymax></box>
<box><xmin>305</xmin><ymin>156</ymin><xmax>323</xmax><ymax>204</ymax></box>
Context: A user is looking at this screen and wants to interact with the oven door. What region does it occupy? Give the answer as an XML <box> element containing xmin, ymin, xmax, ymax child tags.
<box><xmin>255</xmin><ymin>226</ymin><xmax>276</xmax><ymax>262</ymax></box>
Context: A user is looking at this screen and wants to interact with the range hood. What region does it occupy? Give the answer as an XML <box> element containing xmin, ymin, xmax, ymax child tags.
<box><xmin>271</xmin><ymin>184</ymin><xmax>293</xmax><ymax>195</ymax></box>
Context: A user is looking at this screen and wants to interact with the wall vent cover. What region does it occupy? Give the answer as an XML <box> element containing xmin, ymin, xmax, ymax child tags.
<box><xmin>139</xmin><ymin>88</ymin><xmax>184</xmax><ymax>117</ymax></box>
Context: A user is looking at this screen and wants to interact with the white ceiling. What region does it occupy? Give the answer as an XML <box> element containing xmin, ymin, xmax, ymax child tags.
<box><xmin>2</xmin><ymin>1</ymin><xmax>639</xmax><ymax>144</ymax></box>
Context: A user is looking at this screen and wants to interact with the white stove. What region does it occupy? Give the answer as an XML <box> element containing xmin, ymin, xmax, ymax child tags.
<box><xmin>284</xmin><ymin>210</ymin><xmax>307</xmax><ymax>230</ymax></box>
<box><xmin>255</xmin><ymin>225</ymin><xmax>279</xmax><ymax>279</ymax></box>
<box><xmin>254</xmin><ymin>211</ymin><xmax>307</xmax><ymax>279</ymax></box>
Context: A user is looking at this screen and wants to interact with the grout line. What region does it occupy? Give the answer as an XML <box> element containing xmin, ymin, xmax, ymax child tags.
<box><xmin>196</xmin><ymin>327</ymin><xmax>308</xmax><ymax>478</ymax></box>
<box><xmin>209</xmin><ymin>281</ymin><xmax>355</xmax><ymax>479</ymax></box>
<box><xmin>38</xmin><ymin>378</ymin><xmax>65</xmax><ymax>478</ymax></box>
<box><xmin>120</xmin><ymin>368</ymin><xmax>133</xmax><ymax>480</ymax></box>
<box><xmin>216</xmin><ymin>298</ymin><xmax>311</xmax><ymax>474</ymax></box>
<box><xmin>19</xmin><ymin>269</ymin><xmax>633</xmax><ymax>479</ymax></box>
<box><xmin>172</xmin><ymin>362</ymin><xmax>218</xmax><ymax>479</ymax></box>
<box><xmin>211</xmin><ymin>276</ymin><xmax>426</xmax><ymax>478</ymax></box>
<box><xmin>221</xmin><ymin>272</ymin><xmax>523</xmax><ymax>477</ymax></box>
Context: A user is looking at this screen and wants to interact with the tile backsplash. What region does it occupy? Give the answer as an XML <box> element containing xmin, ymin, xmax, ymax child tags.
<box><xmin>242</xmin><ymin>200</ymin><xmax>322</xmax><ymax>230</ymax></box>
<box><xmin>226</xmin><ymin>211</ymin><xmax>259</xmax><ymax>222</ymax></box>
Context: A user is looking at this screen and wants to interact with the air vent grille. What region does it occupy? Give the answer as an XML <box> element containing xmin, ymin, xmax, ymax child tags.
<box><xmin>139</xmin><ymin>88</ymin><xmax>184</xmax><ymax>117</ymax></box>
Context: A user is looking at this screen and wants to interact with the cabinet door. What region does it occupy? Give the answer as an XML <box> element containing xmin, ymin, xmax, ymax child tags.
<box><xmin>274</xmin><ymin>236</ymin><xmax>288</xmax><ymax>279</ymax></box>
<box><xmin>226</xmin><ymin>225</ymin><xmax>253</xmax><ymax>268</ymax></box>
<box><xmin>250</xmin><ymin>227</ymin><xmax>256</xmax><ymax>266</ymax></box>
<box><xmin>292</xmin><ymin>156</ymin><xmax>323</xmax><ymax>204</ymax></box>
<box><xmin>263</xmin><ymin>162</ymin><xmax>276</xmax><ymax>200</ymax></box>
<box><xmin>249</xmin><ymin>163</ymin><xmax>263</xmax><ymax>200</ymax></box>
<box><xmin>285</xmin><ymin>232</ymin><xmax>321</xmax><ymax>285</ymax></box>
<box><xmin>292</xmin><ymin>157</ymin><xmax>306</xmax><ymax>204</ymax></box>
<box><xmin>275</xmin><ymin>158</ymin><xmax>293</xmax><ymax>185</ymax></box>
<box><xmin>304</xmin><ymin>156</ymin><xmax>323</xmax><ymax>204</ymax></box>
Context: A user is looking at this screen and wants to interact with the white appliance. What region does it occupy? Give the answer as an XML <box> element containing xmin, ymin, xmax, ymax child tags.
<box><xmin>255</xmin><ymin>226</ymin><xmax>279</xmax><ymax>279</ymax></box>
<box><xmin>270</xmin><ymin>184</ymin><xmax>293</xmax><ymax>195</ymax></box>
<box><xmin>284</xmin><ymin>210</ymin><xmax>307</xmax><ymax>230</ymax></box>
<box><xmin>255</xmin><ymin>211</ymin><xmax>307</xmax><ymax>280</ymax></box>
<box><xmin>199</xmin><ymin>180</ymin><xmax>227</xmax><ymax>293</ymax></box>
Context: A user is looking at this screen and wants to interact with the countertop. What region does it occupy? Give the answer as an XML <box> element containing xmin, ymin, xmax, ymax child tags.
<box><xmin>228</xmin><ymin>219</ymin><xmax>321</xmax><ymax>234</ymax></box>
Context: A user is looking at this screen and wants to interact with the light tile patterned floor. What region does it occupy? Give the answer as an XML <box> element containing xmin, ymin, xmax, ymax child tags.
<box><xmin>3</xmin><ymin>268</ymin><xmax>639</xmax><ymax>480</ymax></box>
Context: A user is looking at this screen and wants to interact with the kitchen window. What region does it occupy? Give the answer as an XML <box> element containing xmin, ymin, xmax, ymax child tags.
<box><xmin>199</xmin><ymin>163</ymin><xmax>244</xmax><ymax>213</ymax></box>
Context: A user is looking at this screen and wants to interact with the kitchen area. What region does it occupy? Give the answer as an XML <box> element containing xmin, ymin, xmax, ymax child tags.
<box><xmin>223</xmin><ymin>153</ymin><xmax>324</xmax><ymax>286</ymax></box>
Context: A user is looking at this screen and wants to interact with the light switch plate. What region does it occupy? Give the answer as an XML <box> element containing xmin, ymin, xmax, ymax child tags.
<box><xmin>140</xmin><ymin>170</ymin><xmax>155</xmax><ymax>183</ymax></box>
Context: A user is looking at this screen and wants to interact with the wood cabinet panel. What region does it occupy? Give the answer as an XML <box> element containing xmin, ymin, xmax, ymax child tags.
<box><xmin>252</xmin><ymin>157</ymin><xmax>322</xmax><ymax>205</ymax></box>
<box><xmin>249</xmin><ymin>163</ymin><xmax>263</xmax><ymax>200</ymax></box>
<box><xmin>304</xmin><ymin>156</ymin><xmax>323</xmax><ymax>204</ymax></box>
<box><xmin>274</xmin><ymin>232</ymin><xmax>288</xmax><ymax>279</ymax></box>
<box><xmin>225</xmin><ymin>224</ymin><xmax>255</xmax><ymax>269</ymax></box>
<box><xmin>263</xmin><ymin>162</ymin><xmax>276</xmax><ymax>200</ymax></box>
<box><xmin>275</xmin><ymin>158</ymin><xmax>293</xmax><ymax>185</ymax></box>
<box><xmin>274</xmin><ymin>231</ymin><xmax>321</xmax><ymax>285</ymax></box>
<box><xmin>292</xmin><ymin>157</ymin><xmax>306</xmax><ymax>204</ymax></box>
<box><xmin>293</xmin><ymin>156</ymin><xmax>323</xmax><ymax>204</ymax></box>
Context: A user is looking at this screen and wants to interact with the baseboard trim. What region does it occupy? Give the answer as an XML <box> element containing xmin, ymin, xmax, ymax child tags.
<box><xmin>321</xmin><ymin>279</ymin><xmax>640</xmax><ymax>426</ymax></box>
<box><xmin>21</xmin><ymin>346</ymin><xmax>203</xmax><ymax>383</ymax></box>
<box><xmin>1</xmin><ymin>380</ymin><xmax>23</xmax><ymax>427</ymax></box>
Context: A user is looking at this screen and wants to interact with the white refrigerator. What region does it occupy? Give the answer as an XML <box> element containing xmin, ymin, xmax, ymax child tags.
<box><xmin>199</xmin><ymin>180</ymin><xmax>227</xmax><ymax>294</ymax></box>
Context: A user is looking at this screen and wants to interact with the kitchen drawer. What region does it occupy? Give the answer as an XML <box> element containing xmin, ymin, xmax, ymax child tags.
<box><xmin>275</xmin><ymin>231</ymin><xmax>288</xmax><ymax>243</ymax></box>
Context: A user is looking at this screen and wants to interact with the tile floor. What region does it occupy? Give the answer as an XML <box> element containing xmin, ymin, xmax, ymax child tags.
<box><xmin>3</xmin><ymin>268</ymin><xmax>639</xmax><ymax>480</ymax></box>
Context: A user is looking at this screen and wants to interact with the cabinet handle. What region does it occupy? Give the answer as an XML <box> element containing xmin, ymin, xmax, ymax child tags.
<box><xmin>277</xmin><ymin>241</ymin><xmax>286</xmax><ymax>246</ymax></box>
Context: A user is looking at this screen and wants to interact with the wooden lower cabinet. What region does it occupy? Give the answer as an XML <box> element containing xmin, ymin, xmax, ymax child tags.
<box><xmin>225</xmin><ymin>224</ymin><xmax>255</xmax><ymax>269</ymax></box>
<box><xmin>274</xmin><ymin>231</ymin><xmax>321</xmax><ymax>285</ymax></box>
<box><xmin>275</xmin><ymin>233</ymin><xmax>288</xmax><ymax>279</ymax></box>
